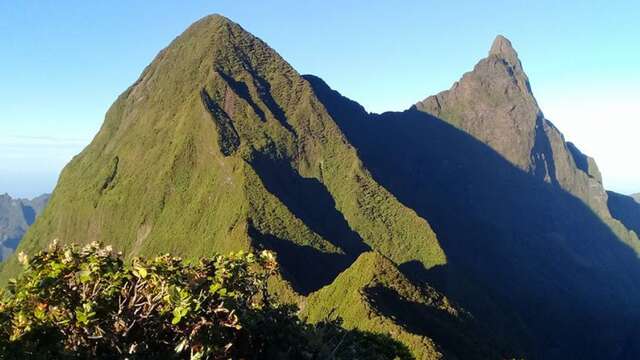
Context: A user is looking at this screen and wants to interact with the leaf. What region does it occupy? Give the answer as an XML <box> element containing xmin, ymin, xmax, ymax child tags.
<box><xmin>172</xmin><ymin>306</ymin><xmax>189</xmax><ymax>325</ymax></box>
<box><xmin>75</xmin><ymin>310</ymin><xmax>88</xmax><ymax>325</ymax></box>
<box><xmin>33</xmin><ymin>306</ymin><xmax>46</xmax><ymax>320</ymax></box>
<box><xmin>78</xmin><ymin>270</ymin><xmax>92</xmax><ymax>283</ymax></box>
<box><xmin>175</xmin><ymin>338</ymin><xmax>188</xmax><ymax>353</ymax></box>
<box><xmin>134</xmin><ymin>265</ymin><xmax>148</xmax><ymax>278</ymax></box>
<box><xmin>209</xmin><ymin>283</ymin><xmax>222</xmax><ymax>294</ymax></box>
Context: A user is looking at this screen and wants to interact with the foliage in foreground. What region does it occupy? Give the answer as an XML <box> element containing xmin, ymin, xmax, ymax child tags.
<box><xmin>0</xmin><ymin>241</ymin><xmax>411</xmax><ymax>359</ymax></box>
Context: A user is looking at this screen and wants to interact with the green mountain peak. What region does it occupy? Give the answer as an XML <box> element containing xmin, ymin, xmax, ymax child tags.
<box><xmin>5</xmin><ymin>16</ymin><xmax>640</xmax><ymax>359</ymax></box>
<box><xmin>3</xmin><ymin>11</ymin><xmax>446</xmax><ymax>298</ymax></box>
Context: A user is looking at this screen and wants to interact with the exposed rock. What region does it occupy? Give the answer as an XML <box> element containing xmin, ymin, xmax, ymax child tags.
<box><xmin>489</xmin><ymin>35</ymin><xmax>518</xmax><ymax>61</ymax></box>
<box><xmin>308</xmin><ymin>34</ymin><xmax>640</xmax><ymax>358</ymax></box>
<box><xmin>415</xmin><ymin>35</ymin><xmax>619</xmax><ymax>221</ymax></box>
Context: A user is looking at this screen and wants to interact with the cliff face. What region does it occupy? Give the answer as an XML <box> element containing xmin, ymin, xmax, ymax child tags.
<box><xmin>307</xmin><ymin>36</ymin><xmax>640</xmax><ymax>358</ymax></box>
<box><xmin>415</xmin><ymin>36</ymin><xmax>614</xmax><ymax>220</ymax></box>
<box><xmin>417</xmin><ymin>36</ymin><xmax>540</xmax><ymax>174</ymax></box>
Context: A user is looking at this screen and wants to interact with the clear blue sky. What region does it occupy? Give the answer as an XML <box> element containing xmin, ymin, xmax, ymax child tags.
<box><xmin>1</xmin><ymin>0</ymin><xmax>638</xmax><ymax>198</ymax></box>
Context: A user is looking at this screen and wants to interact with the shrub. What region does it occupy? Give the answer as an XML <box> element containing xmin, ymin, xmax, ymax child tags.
<box><xmin>0</xmin><ymin>241</ymin><xmax>411</xmax><ymax>359</ymax></box>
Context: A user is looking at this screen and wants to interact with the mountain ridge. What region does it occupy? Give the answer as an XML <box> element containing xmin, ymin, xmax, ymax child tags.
<box><xmin>0</xmin><ymin>193</ymin><xmax>49</xmax><ymax>260</ymax></box>
<box><xmin>306</xmin><ymin>37</ymin><xmax>640</xmax><ymax>358</ymax></box>
<box><xmin>1</xmin><ymin>15</ymin><xmax>460</xmax><ymax>358</ymax></box>
<box><xmin>3</xmin><ymin>15</ymin><xmax>640</xmax><ymax>359</ymax></box>
<box><xmin>608</xmin><ymin>191</ymin><xmax>640</xmax><ymax>236</ymax></box>
<box><xmin>415</xmin><ymin>34</ymin><xmax>638</xmax><ymax>250</ymax></box>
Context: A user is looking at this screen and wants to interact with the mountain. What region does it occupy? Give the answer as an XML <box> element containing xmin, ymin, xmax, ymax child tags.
<box><xmin>0</xmin><ymin>15</ymin><xmax>467</xmax><ymax>359</ymax></box>
<box><xmin>3</xmin><ymin>15</ymin><xmax>640</xmax><ymax>359</ymax></box>
<box><xmin>633</xmin><ymin>193</ymin><xmax>640</xmax><ymax>203</ymax></box>
<box><xmin>306</xmin><ymin>37</ymin><xmax>640</xmax><ymax>358</ymax></box>
<box><xmin>0</xmin><ymin>193</ymin><xmax>49</xmax><ymax>260</ymax></box>
<box><xmin>416</xmin><ymin>36</ymin><xmax>612</xmax><ymax>219</ymax></box>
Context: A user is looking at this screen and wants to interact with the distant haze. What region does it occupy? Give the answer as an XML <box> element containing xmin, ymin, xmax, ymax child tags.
<box><xmin>0</xmin><ymin>135</ymin><xmax>91</xmax><ymax>198</ymax></box>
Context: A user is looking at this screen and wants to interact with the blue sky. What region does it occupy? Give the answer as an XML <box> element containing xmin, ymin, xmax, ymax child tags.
<box><xmin>1</xmin><ymin>0</ymin><xmax>638</xmax><ymax>198</ymax></box>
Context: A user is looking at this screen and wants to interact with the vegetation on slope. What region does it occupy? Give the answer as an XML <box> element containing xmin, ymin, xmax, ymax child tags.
<box><xmin>5</xmin><ymin>13</ymin><xmax>640</xmax><ymax>360</ymax></box>
<box><xmin>304</xmin><ymin>251</ymin><xmax>509</xmax><ymax>360</ymax></box>
<box><xmin>0</xmin><ymin>242</ymin><xmax>411</xmax><ymax>359</ymax></box>
<box><xmin>0</xmin><ymin>15</ymin><xmax>456</xmax><ymax>358</ymax></box>
<box><xmin>306</xmin><ymin>67</ymin><xmax>640</xmax><ymax>359</ymax></box>
<box><xmin>2</xmin><ymin>15</ymin><xmax>445</xmax><ymax>292</ymax></box>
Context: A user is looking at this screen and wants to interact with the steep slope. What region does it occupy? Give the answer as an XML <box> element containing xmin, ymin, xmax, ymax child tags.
<box><xmin>1</xmin><ymin>15</ymin><xmax>461</xmax><ymax>356</ymax></box>
<box><xmin>608</xmin><ymin>191</ymin><xmax>640</xmax><ymax>236</ymax></box>
<box><xmin>7</xmin><ymin>15</ymin><xmax>444</xmax><ymax>284</ymax></box>
<box><xmin>5</xmin><ymin>16</ymin><xmax>640</xmax><ymax>359</ymax></box>
<box><xmin>304</xmin><ymin>252</ymin><xmax>511</xmax><ymax>359</ymax></box>
<box><xmin>414</xmin><ymin>34</ymin><xmax>640</xmax><ymax>260</ymax></box>
<box><xmin>416</xmin><ymin>36</ymin><xmax>612</xmax><ymax>220</ymax></box>
<box><xmin>0</xmin><ymin>193</ymin><xmax>49</xmax><ymax>260</ymax></box>
<box><xmin>307</xmin><ymin>37</ymin><xmax>640</xmax><ymax>358</ymax></box>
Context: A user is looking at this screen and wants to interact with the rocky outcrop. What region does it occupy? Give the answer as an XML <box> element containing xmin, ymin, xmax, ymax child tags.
<box><xmin>307</xmin><ymin>34</ymin><xmax>640</xmax><ymax>358</ymax></box>
<box><xmin>416</xmin><ymin>35</ymin><xmax>540</xmax><ymax>173</ymax></box>
<box><xmin>416</xmin><ymin>35</ymin><xmax>631</xmax><ymax>229</ymax></box>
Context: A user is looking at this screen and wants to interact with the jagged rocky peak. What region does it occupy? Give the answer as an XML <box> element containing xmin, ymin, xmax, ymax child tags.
<box><xmin>415</xmin><ymin>35</ymin><xmax>618</xmax><ymax>219</ymax></box>
<box><xmin>415</xmin><ymin>34</ymin><xmax>541</xmax><ymax>172</ymax></box>
<box><xmin>489</xmin><ymin>34</ymin><xmax>512</xmax><ymax>54</ymax></box>
<box><xmin>489</xmin><ymin>35</ymin><xmax>521</xmax><ymax>68</ymax></box>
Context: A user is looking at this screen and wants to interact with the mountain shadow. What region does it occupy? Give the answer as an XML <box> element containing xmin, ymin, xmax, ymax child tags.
<box><xmin>250</xmin><ymin>151</ymin><xmax>370</xmax><ymax>257</ymax></box>
<box><xmin>567</xmin><ymin>142</ymin><xmax>591</xmax><ymax>174</ymax></box>
<box><xmin>531</xmin><ymin>115</ymin><xmax>558</xmax><ymax>185</ymax></box>
<box><xmin>249</xmin><ymin>151</ymin><xmax>371</xmax><ymax>294</ymax></box>
<box><xmin>20</xmin><ymin>205</ymin><xmax>37</xmax><ymax>226</ymax></box>
<box><xmin>216</xmin><ymin>67</ymin><xmax>295</xmax><ymax>135</ymax></box>
<box><xmin>248</xmin><ymin>224</ymin><xmax>353</xmax><ymax>294</ymax></box>
<box><xmin>365</xmin><ymin>285</ymin><xmax>507</xmax><ymax>360</ymax></box>
<box><xmin>607</xmin><ymin>191</ymin><xmax>640</xmax><ymax>236</ymax></box>
<box><xmin>306</xmin><ymin>74</ymin><xmax>640</xmax><ymax>359</ymax></box>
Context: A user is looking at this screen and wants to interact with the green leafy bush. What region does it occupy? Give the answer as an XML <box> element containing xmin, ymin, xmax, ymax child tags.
<box><xmin>0</xmin><ymin>241</ymin><xmax>411</xmax><ymax>359</ymax></box>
